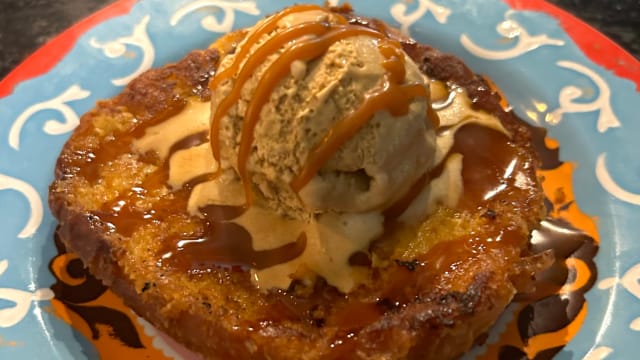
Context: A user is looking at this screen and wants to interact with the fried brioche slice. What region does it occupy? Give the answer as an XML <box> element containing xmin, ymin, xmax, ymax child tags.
<box><xmin>49</xmin><ymin>13</ymin><xmax>547</xmax><ymax>360</ymax></box>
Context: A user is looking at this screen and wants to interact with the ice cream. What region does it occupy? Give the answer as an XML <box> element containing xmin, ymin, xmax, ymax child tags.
<box><xmin>208</xmin><ymin>6</ymin><xmax>437</xmax><ymax>221</ymax></box>
<box><xmin>209</xmin><ymin>7</ymin><xmax>437</xmax><ymax>220</ymax></box>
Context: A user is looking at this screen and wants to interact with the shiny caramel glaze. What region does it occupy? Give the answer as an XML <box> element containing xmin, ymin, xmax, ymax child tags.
<box><xmin>161</xmin><ymin>204</ymin><xmax>307</xmax><ymax>272</ymax></box>
<box><xmin>47</xmin><ymin>6</ymin><xmax>596</xmax><ymax>360</ymax></box>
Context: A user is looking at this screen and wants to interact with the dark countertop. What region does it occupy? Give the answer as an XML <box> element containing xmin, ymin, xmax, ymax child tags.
<box><xmin>0</xmin><ymin>0</ymin><xmax>638</xmax><ymax>80</ymax></box>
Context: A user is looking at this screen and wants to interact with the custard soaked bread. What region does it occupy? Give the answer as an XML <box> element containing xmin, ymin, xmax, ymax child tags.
<box><xmin>50</xmin><ymin>5</ymin><xmax>548</xmax><ymax>359</ymax></box>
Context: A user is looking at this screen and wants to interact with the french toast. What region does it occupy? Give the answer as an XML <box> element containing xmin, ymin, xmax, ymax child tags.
<box><xmin>49</xmin><ymin>6</ymin><xmax>549</xmax><ymax>360</ymax></box>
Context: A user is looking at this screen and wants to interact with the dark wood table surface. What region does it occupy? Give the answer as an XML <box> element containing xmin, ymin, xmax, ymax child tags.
<box><xmin>0</xmin><ymin>0</ymin><xmax>638</xmax><ymax>80</ymax></box>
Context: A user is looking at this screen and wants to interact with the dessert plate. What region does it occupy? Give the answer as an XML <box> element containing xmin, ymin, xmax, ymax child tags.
<box><xmin>0</xmin><ymin>0</ymin><xmax>638</xmax><ymax>359</ymax></box>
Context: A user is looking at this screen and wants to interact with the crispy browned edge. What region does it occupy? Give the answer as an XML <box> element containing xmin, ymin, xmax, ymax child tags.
<box><xmin>49</xmin><ymin>15</ymin><xmax>546</xmax><ymax>360</ymax></box>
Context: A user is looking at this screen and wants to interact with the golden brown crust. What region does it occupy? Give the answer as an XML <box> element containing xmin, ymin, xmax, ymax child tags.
<box><xmin>49</xmin><ymin>19</ymin><xmax>546</xmax><ymax>360</ymax></box>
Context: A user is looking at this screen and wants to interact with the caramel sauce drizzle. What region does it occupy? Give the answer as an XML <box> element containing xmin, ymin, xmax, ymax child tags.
<box><xmin>209</xmin><ymin>7</ymin><xmax>430</xmax><ymax>202</ymax></box>
<box><xmin>290</xmin><ymin>41</ymin><xmax>429</xmax><ymax>192</ymax></box>
<box><xmin>209</xmin><ymin>4</ymin><xmax>330</xmax><ymax>163</ymax></box>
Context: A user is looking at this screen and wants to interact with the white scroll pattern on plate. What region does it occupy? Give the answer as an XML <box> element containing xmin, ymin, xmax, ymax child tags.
<box><xmin>170</xmin><ymin>0</ymin><xmax>260</xmax><ymax>33</ymax></box>
<box><xmin>548</xmin><ymin>60</ymin><xmax>621</xmax><ymax>133</ymax></box>
<box><xmin>89</xmin><ymin>15</ymin><xmax>155</xmax><ymax>86</ymax></box>
<box><xmin>390</xmin><ymin>0</ymin><xmax>451</xmax><ymax>35</ymax></box>
<box><xmin>0</xmin><ymin>260</ymin><xmax>54</xmax><ymax>328</ymax></box>
<box><xmin>583</xmin><ymin>347</ymin><xmax>614</xmax><ymax>360</ymax></box>
<box><xmin>599</xmin><ymin>263</ymin><xmax>640</xmax><ymax>331</ymax></box>
<box><xmin>596</xmin><ymin>154</ymin><xmax>640</xmax><ymax>206</ymax></box>
<box><xmin>0</xmin><ymin>173</ymin><xmax>43</xmax><ymax>239</ymax></box>
<box><xmin>8</xmin><ymin>84</ymin><xmax>90</xmax><ymax>150</ymax></box>
<box><xmin>460</xmin><ymin>10</ymin><xmax>564</xmax><ymax>60</ymax></box>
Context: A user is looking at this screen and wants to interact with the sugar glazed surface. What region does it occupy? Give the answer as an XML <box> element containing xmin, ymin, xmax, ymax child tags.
<box><xmin>48</xmin><ymin>4</ymin><xmax>597</xmax><ymax>360</ymax></box>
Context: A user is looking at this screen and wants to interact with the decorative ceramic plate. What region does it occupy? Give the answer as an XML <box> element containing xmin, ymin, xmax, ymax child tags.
<box><xmin>0</xmin><ymin>0</ymin><xmax>638</xmax><ymax>359</ymax></box>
